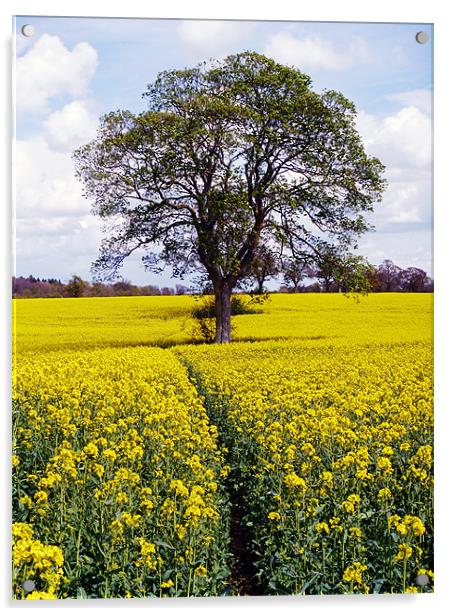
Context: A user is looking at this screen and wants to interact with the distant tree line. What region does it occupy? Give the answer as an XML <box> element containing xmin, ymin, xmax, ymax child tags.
<box><xmin>12</xmin><ymin>275</ymin><xmax>190</xmax><ymax>299</ymax></box>
<box><xmin>276</xmin><ymin>259</ymin><xmax>434</xmax><ymax>294</ymax></box>
<box><xmin>12</xmin><ymin>259</ymin><xmax>433</xmax><ymax>299</ymax></box>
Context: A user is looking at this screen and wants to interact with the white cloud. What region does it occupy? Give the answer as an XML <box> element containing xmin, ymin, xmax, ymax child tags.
<box><xmin>263</xmin><ymin>32</ymin><xmax>370</xmax><ymax>70</ymax></box>
<box><xmin>358</xmin><ymin>229</ymin><xmax>432</xmax><ymax>275</ymax></box>
<box><xmin>16</xmin><ymin>34</ymin><xmax>98</xmax><ymax>113</ymax></box>
<box><xmin>355</xmin><ymin>106</ymin><xmax>432</xmax><ymax>235</ymax></box>
<box><xmin>15</xmin><ymin>215</ymin><xmax>103</xmax><ymax>280</ymax></box>
<box><xmin>378</xmin><ymin>177</ymin><xmax>430</xmax><ymax>225</ymax></box>
<box><xmin>177</xmin><ymin>20</ymin><xmax>254</xmax><ymax>57</ymax></box>
<box><xmin>43</xmin><ymin>100</ymin><xmax>98</xmax><ymax>152</ymax></box>
<box><xmin>356</xmin><ymin>106</ymin><xmax>432</xmax><ymax>170</ymax></box>
<box><xmin>15</xmin><ymin>137</ymin><xmax>90</xmax><ymax>219</ymax></box>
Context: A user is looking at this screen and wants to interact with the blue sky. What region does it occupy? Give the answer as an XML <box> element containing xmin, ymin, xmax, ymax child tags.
<box><xmin>13</xmin><ymin>16</ymin><xmax>433</xmax><ymax>286</ymax></box>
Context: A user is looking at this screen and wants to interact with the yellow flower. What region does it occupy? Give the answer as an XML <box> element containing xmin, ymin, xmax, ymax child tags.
<box><xmin>138</xmin><ymin>538</ymin><xmax>156</xmax><ymax>555</ymax></box>
<box><xmin>176</xmin><ymin>524</ymin><xmax>187</xmax><ymax>540</ymax></box>
<box><xmin>83</xmin><ymin>442</ymin><xmax>99</xmax><ymax>458</ymax></box>
<box><xmin>394</xmin><ymin>543</ymin><xmax>413</xmax><ymax>562</ymax></box>
<box><xmin>301</xmin><ymin>443</ymin><xmax>315</xmax><ymax>457</ymax></box>
<box><xmin>195</xmin><ymin>565</ymin><xmax>207</xmax><ymax>577</ymax></box>
<box><xmin>268</xmin><ymin>511</ymin><xmax>281</xmax><ymax>521</ymax></box>
<box><xmin>376</xmin><ymin>457</ymin><xmax>393</xmax><ymax>474</ymax></box>
<box><xmin>120</xmin><ymin>512</ymin><xmax>141</xmax><ymax>527</ymax></box>
<box><xmin>26</xmin><ymin>590</ymin><xmax>58</xmax><ymax>600</ymax></box>
<box><xmin>103</xmin><ymin>448</ymin><xmax>117</xmax><ymax>462</ymax></box>
<box><xmin>321</xmin><ymin>471</ymin><xmax>333</xmax><ymax>489</ymax></box>
<box><xmin>378</xmin><ymin>488</ymin><xmax>392</xmax><ymax>499</ymax></box>
<box><xmin>343</xmin><ymin>562</ymin><xmax>368</xmax><ymax>585</ymax></box>
<box><xmin>342</xmin><ymin>494</ymin><xmax>360</xmax><ymax>513</ymax></box>
<box><xmin>220</xmin><ymin>465</ymin><xmax>231</xmax><ymax>477</ymax></box>
<box><xmin>19</xmin><ymin>495</ymin><xmax>33</xmax><ymax>508</ymax></box>
<box><xmin>283</xmin><ymin>472</ymin><xmax>307</xmax><ymax>492</ymax></box>
<box><xmin>169</xmin><ymin>479</ymin><xmax>189</xmax><ymax>498</ymax></box>
<box><xmin>316</xmin><ymin>522</ymin><xmax>330</xmax><ymax>535</ymax></box>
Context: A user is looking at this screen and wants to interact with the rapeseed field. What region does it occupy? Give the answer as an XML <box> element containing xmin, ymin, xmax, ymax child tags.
<box><xmin>12</xmin><ymin>293</ymin><xmax>433</xmax><ymax>598</ymax></box>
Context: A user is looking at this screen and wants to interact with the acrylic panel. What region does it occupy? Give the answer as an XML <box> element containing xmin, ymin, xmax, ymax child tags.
<box><xmin>12</xmin><ymin>16</ymin><xmax>433</xmax><ymax>600</ymax></box>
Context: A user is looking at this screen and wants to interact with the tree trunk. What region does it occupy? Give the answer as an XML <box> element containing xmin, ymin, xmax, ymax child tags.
<box><xmin>257</xmin><ymin>278</ymin><xmax>265</xmax><ymax>294</ymax></box>
<box><xmin>214</xmin><ymin>282</ymin><xmax>232</xmax><ymax>343</ymax></box>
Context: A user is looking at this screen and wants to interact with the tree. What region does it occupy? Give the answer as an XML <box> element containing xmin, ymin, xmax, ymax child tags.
<box><xmin>65</xmin><ymin>275</ymin><xmax>86</xmax><ymax>298</ymax></box>
<box><xmin>74</xmin><ymin>51</ymin><xmax>385</xmax><ymax>343</ymax></box>
<box><xmin>112</xmin><ymin>279</ymin><xmax>138</xmax><ymax>296</ymax></box>
<box><xmin>282</xmin><ymin>258</ymin><xmax>315</xmax><ymax>292</ymax></box>
<box><xmin>400</xmin><ymin>267</ymin><xmax>428</xmax><ymax>292</ymax></box>
<box><xmin>313</xmin><ymin>246</ymin><xmax>343</xmax><ymax>292</ymax></box>
<box><xmin>375</xmin><ymin>260</ymin><xmax>402</xmax><ymax>292</ymax></box>
<box><xmin>175</xmin><ymin>284</ymin><xmax>190</xmax><ymax>295</ymax></box>
<box><xmin>242</xmin><ymin>243</ymin><xmax>280</xmax><ymax>294</ymax></box>
<box><xmin>333</xmin><ymin>254</ymin><xmax>373</xmax><ymax>294</ymax></box>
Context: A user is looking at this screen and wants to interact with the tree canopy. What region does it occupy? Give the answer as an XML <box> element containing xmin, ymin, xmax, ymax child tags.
<box><xmin>74</xmin><ymin>51</ymin><xmax>386</xmax><ymax>342</ymax></box>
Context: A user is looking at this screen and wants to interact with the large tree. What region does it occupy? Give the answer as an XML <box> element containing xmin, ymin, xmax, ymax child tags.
<box><xmin>74</xmin><ymin>51</ymin><xmax>386</xmax><ymax>342</ymax></box>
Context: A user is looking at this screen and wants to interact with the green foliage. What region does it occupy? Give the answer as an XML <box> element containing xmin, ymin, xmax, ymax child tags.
<box><xmin>74</xmin><ymin>51</ymin><xmax>386</xmax><ymax>287</ymax></box>
<box><xmin>74</xmin><ymin>50</ymin><xmax>386</xmax><ymax>342</ymax></box>
<box><xmin>65</xmin><ymin>275</ymin><xmax>86</xmax><ymax>298</ymax></box>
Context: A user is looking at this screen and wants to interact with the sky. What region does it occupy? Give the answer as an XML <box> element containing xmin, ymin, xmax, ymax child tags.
<box><xmin>13</xmin><ymin>16</ymin><xmax>433</xmax><ymax>286</ymax></box>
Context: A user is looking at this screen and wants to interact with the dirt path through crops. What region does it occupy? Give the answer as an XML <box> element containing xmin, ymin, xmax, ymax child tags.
<box><xmin>181</xmin><ymin>357</ymin><xmax>264</xmax><ymax>596</ymax></box>
<box><xmin>228</xmin><ymin>486</ymin><xmax>265</xmax><ymax>596</ymax></box>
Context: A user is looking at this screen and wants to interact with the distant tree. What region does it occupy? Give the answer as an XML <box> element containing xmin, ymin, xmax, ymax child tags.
<box><xmin>400</xmin><ymin>267</ymin><xmax>428</xmax><ymax>292</ymax></box>
<box><xmin>161</xmin><ymin>287</ymin><xmax>175</xmax><ymax>296</ymax></box>
<box><xmin>243</xmin><ymin>244</ymin><xmax>280</xmax><ymax>294</ymax></box>
<box><xmin>65</xmin><ymin>275</ymin><xmax>87</xmax><ymax>298</ymax></box>
<box><xmin>303</xmin><ymin>281</ymin><xmax>322</xmax><ymax>293</ymax></box>
<box><xmin>375</xmin><ymin>260</ymin><xmax>402</xmax><ymax>292</ymax></box>
<box><xmin>282</xmin><ymin>259</ymin><xmax>316</xmax><ymax>292</ymax></box>
<box><xmin>89</xmin><ymin>281</ymin><xmax>113</xmax><ymax>297</ymax></box>
<box><xmin>363</xmin><ymin>264</ymin><xmax>379</xmax><ymax>292</ymax></box>
<box><xmin>314</xmin><ymin>247</ymin><xmax>343</xmax><ymax>292</ymax></box>
<box><xmin>423</xmin><ymin>276</ymin><xmax>434</xmax><ymax>292</ymax></box>
<box><xmin>140</xmin><ymin>284</ymin><xmax>161</xmax><ymax>296</ymax></box>
<box><xmin>111</xmin><ymin>279</ymin><xmax>138</xmax><ymax>296</ymax></box>
<box><xmin>175</xmin><ymin>284</ymin><xmax>190</xmax><ymax>295</ymax></box>
<box><xmin>74</xmin><ymin>51</ymin><xmax>385</xmax><ymax>342</ymax></box>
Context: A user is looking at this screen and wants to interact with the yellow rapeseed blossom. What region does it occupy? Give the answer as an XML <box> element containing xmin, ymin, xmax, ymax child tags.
<box><xmin>394</xmin><ymin>543</ymin><xmax>413</xmax><ymax>562</ymax></box>
<box><xmin>179</xmin><ymin>296</ymin><xmax>432</xmax><ymax>596</ymax></box>
<box><xmin>268</xmin><ymin>512</ymin><xmax>281</xmax><ymax>521</ymax></box>
<box><xmin>12</xmin><ymin>294</ymin><xmax>433</xmax><ymax>597</ymax></box>
<box><xmin>343</xmin><ymin>562</ymin><xmax>368</xmax><ymax>584</ymax></box>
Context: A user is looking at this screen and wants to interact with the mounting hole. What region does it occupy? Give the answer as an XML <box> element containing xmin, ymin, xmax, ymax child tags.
<box><xmin>415</xmin><ymin>573</ymin><xmax>429</xmax><ymax>586</ymax></box>
<box><xmin>22</xmin><ymin>579</ymin><xmax>36</xmax><ymax>593</ymax></box>
<box><xmin>415</xmin><ymin>31</ymin><xmax>428</xmax><ymax>44</ymax></box>
<box><xmin>21</xmin><ymin>24</ymin><xmax>35</xmax><ymax>37</ymax></box>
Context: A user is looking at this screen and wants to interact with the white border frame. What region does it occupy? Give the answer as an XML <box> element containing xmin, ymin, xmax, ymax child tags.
<box><xmin>2</xmin><ymin>2</ymin><xmax>450</xmax><ymax>615</ymax></box>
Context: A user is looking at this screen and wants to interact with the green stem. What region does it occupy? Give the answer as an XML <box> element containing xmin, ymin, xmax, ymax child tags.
<box><xmin>402</xmin><ymin>556</ymin><xmax>408</xmax><ymax>592</ymax></box>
